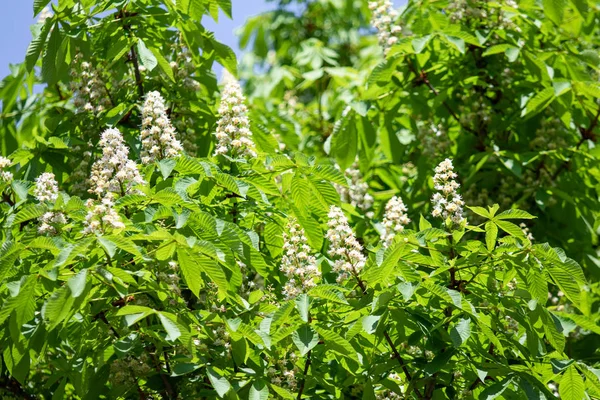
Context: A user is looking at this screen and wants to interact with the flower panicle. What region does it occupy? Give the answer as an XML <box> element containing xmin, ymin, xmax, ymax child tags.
<box><xmin>431</xmin><ymin>158</ymin><xmax>465</xmax><ymax>225</ymax></box>
<box><xmin>381</xmin><ymin>196</ymin><xmax>410</xmax><ymax>247</ymax></box>
<box><xmin>280</xmin><ymin>221</ymin><xmax>320</xmax><ymax>298</ymax></box>
<box><xmin>326</xmin><ymin>206</ymin><xmax>366</xmax><ymax>283</ymax></box>
<box><xmin>213</xmin><ymin>72</ymin><xmax>256</xmax><ymax>158</ymax></box>
<box><xmin>34</xmin><ymin>172</ymin><xmax>59</xmax><ymax>203</ymax></box>
<box><xmin>140</xmin><ymin>91</ymin><xmax>183</xmax><ymax>164</ymax></box>
<box><xmin>89</xmin><ymin>128</ymin><xmax>145</xmax><ymax>198</ymax></box>
<box><xmin>368</xmin><ymin>0</ymin><xmax>402</xmax><ymax>55</ymax></box>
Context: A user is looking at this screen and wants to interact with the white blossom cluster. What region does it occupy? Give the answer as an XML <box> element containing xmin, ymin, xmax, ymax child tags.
<box><xmin>213</xmin><ymin>72</ymin><xmax>257</xmax><ymax>158</ymax></box>
<box><xmin>70</xmin><ymin>144</ymin><xmax>93</xmax><ymax>195</ymax></box>
<box><xmin>174</xmin><ymin>117</ymin><xmax>199</xmax><ymax>154</ymax></box>
<box><xmin>280</xmin><ymin>222</ymin><xmax>320</xmax><ymax>299</ymax></box>
<box><xmin>520</xmin><ymin>223</ymin><xmax>534</xmax><ymax>242</ymax></box>
<box><xmin>531</xmin><ymin>115</ymin><xmax>568</xmax><ymax>151</ymax></box>
<box><xmin>34</xmin><ymin>172</ymin><xmax>59</xmax><ymax>203</ymax></box>
<box><xmin>334</xmin><ymin>165</ymin><xmax>374</xmax><ymax>218</ymax></box>
<box><xmin>368</xmin><ymin>0</ymin><xmax>402</xmax><ymax>55</ymax></box>
<box><xmin>375</xmin><ymin>390</ymin><xmax>403</xmax><ymax>400</ymax></box>
<box><xmin>37</xmin><ymin>6</ymin><xmax>53</xmax><ymax>24</ymax></box>
<box><xmin>89</xmin><ymin>128</ymin><xmax>145</xmax><ymax>197</ymax></box>
<box><xmin>458</xmin><ymin>93</ymin><xmax>491</xmax><ymax>130</ymax></box>
<box><xmin>0</xmin><ymin>156</ymin><xmax>13</xmax><ymax>183</ymax></box>
<box><xmin>70</xmin><ymin>53</ymin><xmax>111</xmax><ymax>115</ymax></box>
<box><xmin>267</xmin><ymin>353</ymin><xmax>299</xmax><ymax>390</ymax></box>
<box><xmin>109</xmin><ymin>355</ymin><xmax>152</xmax><ymax>387</ymax></box>
<box><xmin>83</xmin><ymin>197</ymin><xmax>125</xmax><ymax>234</ymax></box>
<box><xmin>381</xmin><ymin>196</ymin><xmax>411</xmax><ymax>247</ymax></box>
<box><xmin>416</xmin><ymin>120</ymin><xmax>451</xmax><ymax>158</ymax></box>
<box><xmin>158</xmin><ymin>261</ymin><xmax>181</xmax><ymax>300</ymax></box>
<box><xmin>140</xmin><ymin>91</ymin><xmax>183</xmax><ymax>164</ymax></box>
<box><xmin>326</xmin><ymin>206</ymin><xmax>366</xmax><ymax>283</ymax></box>
<box><xmin>447</xmin><ymin>0</ymin><xmax>519</xmax><ymax>31</ymax></box>
<box><xmin>170</xmin><ymin>44</ymin><xmax>200</xmax><ymax>91</ymax></box>
<box><xmin>212</xmin><ymin>325</ymin><xmax>231</xmax><ymax>349</ymax></box>
<box><xmin>38</xmin><ymin>211</ymin><xmax>67</xmax><ymax>236</ymax></box>
<box><xmin>431</xmin><ymin>158</ymin><xmax>465</xmax><ymax>225</ymax></box>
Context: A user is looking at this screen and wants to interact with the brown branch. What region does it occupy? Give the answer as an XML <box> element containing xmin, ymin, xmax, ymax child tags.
<box><xmin>129</xmin><ymin>45</ymin><xmax>145</xmax><ymax>98</ymax></box>
<box><xmin>405</xmin><ymin>59</ymin><xmax>480</xmax><ymax>140</ymax></box>
<box><xmin>296</xmin><ymin>350</ymin><xmax>312</xmax><ymax>399</ymax></box>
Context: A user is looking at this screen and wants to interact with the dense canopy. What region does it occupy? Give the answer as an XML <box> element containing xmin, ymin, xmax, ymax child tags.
<box><xmin>0</xmin><ymin>0</ymin><xmax>599</xmax><ymax>399</ymax></box>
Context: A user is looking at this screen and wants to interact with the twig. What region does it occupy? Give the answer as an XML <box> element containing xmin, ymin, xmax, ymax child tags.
<box><xmin>405</xmin><ymin>59</ymin><xmax>479</xmax><ymax>139</ymax></box>
<box><xmin>296</xmin><ymin>350</ymin><xmax>312</xmax><ymax>399</ymax></box>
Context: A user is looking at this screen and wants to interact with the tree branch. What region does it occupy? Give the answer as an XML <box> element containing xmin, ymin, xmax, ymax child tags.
<box><xmin>129</xmin><ymin>45</ymin><xmax>145</xmax><ymax>98</ymax></box>
<box><xmin>296</xmin><ymin>350</ymin><xmax>312</xmax><ymax>399</ymax></box>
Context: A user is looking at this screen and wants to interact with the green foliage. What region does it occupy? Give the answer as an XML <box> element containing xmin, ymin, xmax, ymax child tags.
<box><xmin>0</xmin><ymin>0</ymin><xmax>599</xmax><ymax>399</ymax></box>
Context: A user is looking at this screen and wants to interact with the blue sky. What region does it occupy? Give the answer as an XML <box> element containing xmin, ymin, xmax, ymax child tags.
<box><xmin>0</xmin><ymin>1</ymin><xmax>403</xmax><ymax>78</ymax></box>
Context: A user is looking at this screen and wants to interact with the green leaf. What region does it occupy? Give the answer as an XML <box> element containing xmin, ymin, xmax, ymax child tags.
<box><xmin>450</xmin><ymin>318</ymin><xmax>471</xmax><ymax>347</ymax></box>
<box><xmin>551</xmin><ymin>311</ymin><xmax>600</xmax><ymax>335</ymax></box>
<box><xmin>34</xmin><ymin>0</ymin><xmax>51</xmax><ymax>15</ymax></box>
<box><xmin>249</xmin><ymin>379</ymin><xmax>269</xmax><ymax>400</ymax></box>
<box><xmin>526</xmin><ymin>268</ymin><xmax>548</xmax><ymax>304</ymax></box>
<box><xmin>157</xmin><ymin>312</ymin><xmax>181</xmax><ymax>342</ymax></box>
<box><xmin>479</xmin><ymin>377</ymin><xmax>512</xmax><ymax>400</ymax></box>
<box><xmin>206</xmin><ymin>366</ymin><xmax>231</xmax><ymax>397</ymax></box>
<box><xmin>158</xmin><ymin>158</ymin><xmax>177</xmax><ymax>180</ymax></box>
<box><xmin>467</xmin><ymin>206</ymin><xmax>490</xmax><ymax>219</ymax></box>
<box><xmin>362</xmin><ymin>315</ymin><xmax>381</xmax><ymax>334</ymax></box>
<box><xmin>543</xmin><ymin>0</ymin><xmax>567</xmax><ymax>24</ymax></box>
<box><xmin>295</xmin><ymin>294</ymin><xmax>309</xmax><ymax>323</ymax></box>
<box><xmin>42</xmin><ymin>24</ymin><xmax>61</xmax><ymax>84</ymax></box>
<box><xmin>330</xmin><ymin>110</ymin><xmax>357</xmax><ymax>170</ymax></box>
<box><xmin>313</xmin><ymin>326</ymin><xmax>358</xmax><ymax>361</ymax></box>
<box><xmin>67</xmin><ymin>269</ymin><xmax>87</xmax><ymax>298</ymax></box>
<box><xmin>13</xmin><ymin>204</ymin><xmax>44</xmax><ymax>225</ymax></box>
<box><xmin>495</xmin><ymin>220</ymin><xmax>525</xmax><ymax>240</ymax></box>
<box><xmin>485</xmin><ymin>222</ymin><xmax>497</xmax><ymax>251</ymax></box>
<box><xmin>0</xmin><ymin>275</ymin><xmax>37</xmax><ymax>325</ymax></box>
<box><xmin>444</xmin><ymin>35</ymin><xmax>465</xmax><ymax>54</ymax></box>
<box><xmin>522</xmin><ymin>87</ymin><xmax>555</xmax><ymax>117</ymax></box>
<box><xmin>292</xmin><ymin>326</ymin><xmax>319</xmax><ymax>356</ymax></box>
<box><xmin>495</xmin><ymin>209</ymin><xmax>536</xmax><ymax>220</ymax></box>
<box><xmin>307</xmin><ymin>285</ymin><xmax>348</xmax><ymax>304</ymax></box>
<box><xmin>412</xmin><ymin>35</ymin><xmax>431</xmax><ymax>53</ymax></box>
<box><xmin>137</xmin><ymin>38</ymin><xmax>158</xmax><ymax>71</ymax></box>
<box><xmin>103</xmin><ymin>103</ymin><xmax>134</xmax><ymax>127</ymax></box>
<box><xmin>505</xmin><ymin>46</ymin><xmax>520</xmax><ymax>62</ymax></box>
<box><xmin>177</xmin><ymin>248</ymin><xmax>202</xmax><ymax>298</ymax></box>
<box><xmin>26</xmin><ymin>19</ymin><xmax>51</xmax><ymax>71</ymax></box>
<box><xmin>151</xmin><ymin>47</ymin><xmax>175</xmax><ymax>82</ymax></box>
<box><xmin>43</xmin><ymin>286</ymin><xmax>75</xmax><ymax>331</ymax></box>
<box><xmin>482</xmin><ymin>44</ymin><xmax>516</xmax><ymax>57</ymax></box>
<box><xmin>559</xmin><ymin>366</ymin><xmax>585</xmax><ymax>400</ymax></box>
